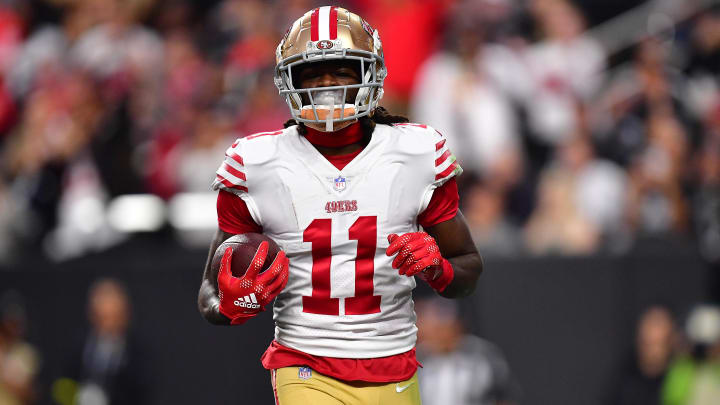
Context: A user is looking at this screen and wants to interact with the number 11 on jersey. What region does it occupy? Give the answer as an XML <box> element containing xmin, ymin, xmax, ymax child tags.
<box><xmin>302</xmin><ymin>216</ymin><xmax>381</xmax><ymax>316</ymax></box>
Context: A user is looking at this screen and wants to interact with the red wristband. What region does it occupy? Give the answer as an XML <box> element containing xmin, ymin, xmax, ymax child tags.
<box><xmin>427</xmin><ymin>258</ymin><xmax>454</xmax><ymax>292</ymax></box>
<box><xmin>230</xmin><ymin>314</ymin><xmax>257</xmax><ymax>325</ymax></box>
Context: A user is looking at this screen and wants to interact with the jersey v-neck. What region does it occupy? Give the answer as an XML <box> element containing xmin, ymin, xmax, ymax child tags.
<box><xmin>303</xmin><ymin>122</ymin><xmax>366</xmax><ymax>170</ymax></box>
<box><xmin>322</xmin><ymin>148</ymin><xmax>364</xmax><ymax>171</ymax></box>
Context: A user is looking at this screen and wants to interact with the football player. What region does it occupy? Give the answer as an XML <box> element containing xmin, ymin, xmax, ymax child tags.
<box><xmin>198</xmin><ymin>6</ymin><xmax>483</xmax><ymax>405</ymax></box>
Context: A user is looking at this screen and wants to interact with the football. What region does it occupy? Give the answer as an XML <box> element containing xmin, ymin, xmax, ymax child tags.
<box><xmin>212</xmin><ymin>233</ymin><xmax>283</xmax><ymax>278</ymax></box>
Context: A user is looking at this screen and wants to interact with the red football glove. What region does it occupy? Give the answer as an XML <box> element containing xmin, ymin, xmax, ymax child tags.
<box><xmin>386</xmin><ymin>232</ymin><xmax>454</xmax><ymax>292</ymax></box>
<box><xmin>217</xmin><ymin>241</ymin><xmax>289</xmax><ymax>325</ymax></box>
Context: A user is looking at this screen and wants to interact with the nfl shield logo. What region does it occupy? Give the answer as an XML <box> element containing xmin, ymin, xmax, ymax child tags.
<box><xmin>333</xmin><ymin>176</ymin><xmax>346</xmax><ymax>192</ymax></box>
<box><xmin>298</xmin><ymin>367</ymin><xmax>312</xmax><ymax>380</ymax></box>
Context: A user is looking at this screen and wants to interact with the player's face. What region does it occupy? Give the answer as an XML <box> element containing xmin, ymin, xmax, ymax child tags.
<box><xmin>296</xmin><ymin>60</ymin><xmax>361</xmax><ymax>104</ymax></box>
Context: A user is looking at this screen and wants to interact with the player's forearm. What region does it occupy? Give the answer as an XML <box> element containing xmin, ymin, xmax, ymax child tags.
<box><xmin>440</xmin><ymin>252</ymin><xmax>483</xmax><ymax>298</ymax></box>
<box><xmin>422</xmin><ymin>212</ymin><xmax>483</xmax><ymax>298</ymax></box>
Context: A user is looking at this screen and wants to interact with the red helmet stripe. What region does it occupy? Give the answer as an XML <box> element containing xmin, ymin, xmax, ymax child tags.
<box><xmin>310</xmin><ymin>8</ymin><xmax>319</xmax><ymax>41</ymax></box>
<box><xmin>329</xmin><ymin>7</ymin><xmax>338</xmax><ymax>40</ymax></box>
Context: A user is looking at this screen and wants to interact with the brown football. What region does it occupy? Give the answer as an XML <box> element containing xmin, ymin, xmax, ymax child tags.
<box><xmin>212</xmin><ymin>233</ymin><xmax>282</xmax><ymax>278</ymax></box>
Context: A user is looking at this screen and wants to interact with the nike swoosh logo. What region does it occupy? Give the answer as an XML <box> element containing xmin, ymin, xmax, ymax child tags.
<box><xmin>396</xmin><ymin>382</ymin><xmax>414</xmax><ymax>393</ymax></box>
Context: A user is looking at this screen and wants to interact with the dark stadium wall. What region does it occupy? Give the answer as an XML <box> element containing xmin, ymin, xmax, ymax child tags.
<box><xmin>469</xmin><ymin>237</ymin><xmax>708</xmax><ymax>405</ymax></box>
<box><xmin>0</xmin><ymin>235</ymin><xmax>708</xmax><ymax>405</ymax></box>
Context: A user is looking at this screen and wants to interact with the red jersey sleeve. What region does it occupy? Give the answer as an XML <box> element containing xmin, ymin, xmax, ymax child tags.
<box><xmin>216</xmin><ymin>190</ymin><xmax>263</xmax><ymax>234</ymax></box>
<box><xmin>417</xmin><ymin>177</ymin><xmax>459</xmax><ymax>228</ymax></box>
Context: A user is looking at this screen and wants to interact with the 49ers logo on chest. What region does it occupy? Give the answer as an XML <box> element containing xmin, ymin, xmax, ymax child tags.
<box><xmin>325</xmin><ymin>200</ymin><xmax>357</xmax><ymax>214</ymax></box>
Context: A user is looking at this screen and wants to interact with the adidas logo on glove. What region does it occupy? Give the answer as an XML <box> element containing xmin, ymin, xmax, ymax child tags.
<box><xmin>234</xmin><ymin>293</ymin><xmax>261</xmax><ymax>309</ymax></box>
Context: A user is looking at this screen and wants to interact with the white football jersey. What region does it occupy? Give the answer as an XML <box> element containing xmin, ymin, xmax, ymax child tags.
<box><xmin>212</xmin><ymin>123</ymin><xmax>461</xmax><ymax>358</ymax></box>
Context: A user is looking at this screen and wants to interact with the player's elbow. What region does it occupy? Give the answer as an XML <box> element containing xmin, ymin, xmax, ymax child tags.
<box><xmin>474</xmin><ymin>253</ymin><xmax>484</xmax><ymax>279</ymax></box>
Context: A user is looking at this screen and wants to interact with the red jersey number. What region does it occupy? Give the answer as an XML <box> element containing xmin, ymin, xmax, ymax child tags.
<box><xmin>302</xmin><ymin>216</ymin><xmax>381</xmax><ymax>316</ymax></box>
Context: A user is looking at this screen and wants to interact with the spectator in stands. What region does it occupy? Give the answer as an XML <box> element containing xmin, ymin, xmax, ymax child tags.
<box><xmin>144</xmin><ymin>29</ymin><xmax>219</xmax><ymax>199</ymax></box>
<box><xmin>416</xmin><ymin>297</ymin><xmax>519</xmax><ymax>405</ymax></box>
<box><xmin>626</xmin><ymin>110</ymin><xmax>689</xmax><ymax>235</ymax></box>
<box><xmin>692</xmin><ymin>107</ymin><xmax>720</xmax><ymax>300</ymax></box>
<box><xmin>2</xmin><ymin>69</ymin><xmax>103</xmax><ymax>244</ymax></box>
<box><xmin>685</xmin><ymin>7</ymin><xmax>720</xmax><ymax>79</ymax></box>
<box><xmin>598</xmin><ymin>37</ymin><xmax>691</xmax><ymax>168</ymax></box>
<box><xmin>523</xmin><ymin>0</ymin><xmax>605</xmax><ymax>146</ymax></box>
<box><xmin>682</xmin><ymin>7</ymin><xmax>720</xmax><ymax>121</ymax></box>
<box><xmin>411</xmin><ymin>10</ymin><xmax>522</xmax><ymax>189</ymax></box>
<box><xmin>6</xmin><ymin>0</ymin><xmax>93</xmax><ymax>100</ymax></box>
<box><xmin>0</xmin><ymin>291</ymin><xmax>39</xmax><ymax>405</ymax></box>
<box><xmin>70</xmin><ymin>0</ymin><xmax>163</xmax><ymax>91</ymax></box>
<box><xmin>62</xmin><ymin>279</ymin><xmax>150</xmax><ymax>405</ymax></box>
<box><xmin>524</xmin><ymin>166</ymin><xmax>599</xmax><ymax>255</ymax></box>
<box><xmin>609</xmin><ymin>305</ymin><xmax>677</xmax><ymax>405</ymax></box>
<box><xmin>662</xmin><ymin>305</ymin><xmax>720</xmax><ymax>405</ymax></box>
<box><xmin>555</xmin><ymin>132</ymin><xmax>629</xmax><ymax>250</ymax></box>
<box><xmin>463</xmin><ymin>183</ymin><xmax>522</xmax><ymax>256</ymax></box>
<box><xmin>176</xmin><ymin>107</ymin><xmax>236</xmax><ymax>193</ymax></box>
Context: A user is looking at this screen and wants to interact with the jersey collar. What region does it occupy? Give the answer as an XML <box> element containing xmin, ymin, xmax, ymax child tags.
<box><xmin>303</xmin><ymin>121</ymin><xmax>363</xmax><ymax>147</ymax></box>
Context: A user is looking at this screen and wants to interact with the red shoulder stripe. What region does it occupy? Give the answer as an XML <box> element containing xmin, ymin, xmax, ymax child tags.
<box><xmin>246</xmin><ymin>130</ymin><xmax>283</xmax><ymax>140</ymax></box>
<box><xmin>435</xmin><ymin>161</ymin><xmax>458</xmax><ymax>180</ymax></box>
<box><xmin>216</xmin><ymin>174</ymin><xmax>249</xmax><ymax>193</ymax></box>
<box><xmin>394</xmin><ymin>123</ymin><xmax>428</xmax><ymax>129</ymax></box>
<box><xmin>435</xmin><ymin>150</ymin><xmax>451</xmax><ymax>167</ymax></box>
<box><xmin>222</xmin><ymin>163</ymin><xmax>247</xmax><ymax>181</ymax></box>
<box><xmin>228</xmin><ymin>152</ymin><xmax>244</xmax><ymax>166</ymax></box>
<box><xmin>435</xmin><ymin>139</ymin><xmax>446</xmax><ymax>151</ymax></box>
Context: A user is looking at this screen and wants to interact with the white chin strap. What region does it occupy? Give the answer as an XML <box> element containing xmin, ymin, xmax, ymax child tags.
<box><xmin>317</xmin><ymin>90</ymin><xmax>338</xmax><ymax>132</ymax></box>
<box><xmin>326</xmin><ymin>104</ymin><xmax>334</xmax><ymax>132</ymax></box>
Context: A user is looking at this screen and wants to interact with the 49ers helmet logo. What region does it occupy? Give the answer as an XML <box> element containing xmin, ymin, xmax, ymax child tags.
<box><xmin>316</xmin><ymin>40</ymin><xmax>334</xmax><ymax>49</ymax></box>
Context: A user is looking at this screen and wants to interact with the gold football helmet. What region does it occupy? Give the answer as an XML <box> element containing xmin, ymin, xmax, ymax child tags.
<box><xmin>274</xmin><ymin>6</ymin><xmax>386</xmax><ymax>130</ymax></box>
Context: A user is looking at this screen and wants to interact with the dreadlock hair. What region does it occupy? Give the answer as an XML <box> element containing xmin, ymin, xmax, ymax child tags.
<box><xmin>283</xmin><ymin>106</ymin><xmax>409</xmax><ymax>137</ymax></box>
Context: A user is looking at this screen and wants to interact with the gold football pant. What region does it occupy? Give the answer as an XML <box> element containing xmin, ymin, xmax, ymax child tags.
<box><xmin>271</xmin><ymin>367</ymin><xmax>422</xmax><ymax>405</ymax></box>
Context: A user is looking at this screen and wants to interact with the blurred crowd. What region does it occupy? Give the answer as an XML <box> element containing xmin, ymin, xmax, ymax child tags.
<box><xmin>608</xmin><ymin>304</ymin><xmax>720</xmax><ymax>405</ymax></box>
<box><xmin>0</xmin><ymin>0</ymin><xmax>719</xmax><ymax>262</ymax></box>
<box><xmin>0</xmin><ymin>291</ymin><xmax>39</xmax><ymax>405</ymax></box>
<box><xmin>0</xmin><ymin>280</ymin><xmax>149</xmax><ymax>405</ymax></box>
